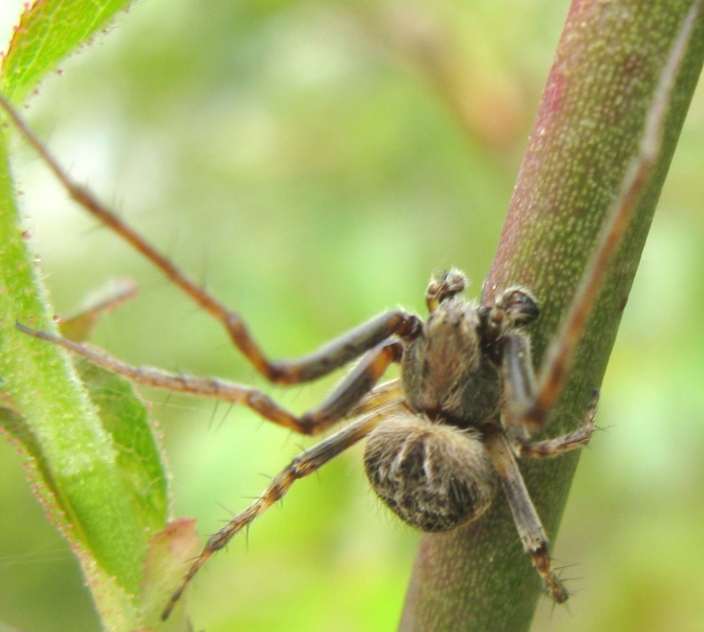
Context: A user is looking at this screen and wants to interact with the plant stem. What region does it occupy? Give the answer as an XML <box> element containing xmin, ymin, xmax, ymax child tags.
<box><xmin>399</xmin><ymin>2</ymin><xmax>704</xmax><ymax>630</ymax></box>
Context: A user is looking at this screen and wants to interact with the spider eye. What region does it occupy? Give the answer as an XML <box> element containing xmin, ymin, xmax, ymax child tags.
<box><xmin>364</xmin><ymin>413</ymin><xmax>496</xmax><ymax>532</ymax></box>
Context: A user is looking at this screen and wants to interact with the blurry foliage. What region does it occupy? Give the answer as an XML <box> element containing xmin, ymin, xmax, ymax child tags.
<box><xmin>0</xmin><ymin>0</ymin><xmax>702</xmax><ymax>630</ymax></box>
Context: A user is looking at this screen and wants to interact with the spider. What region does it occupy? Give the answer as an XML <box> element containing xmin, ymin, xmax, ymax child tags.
<box><xmin>16</xmin><ymin>266</ymin><xmax>597</xmax><ymax>617</ymax></box>
<box><xmin>0</xmin><ymin>0</ymin><xmax>699</xmax><ymax>621</ymax></box>
<box><xmin>4</xmin><ymin>101</ymin><xmax>597</xmax><ymax>615</ymax></box>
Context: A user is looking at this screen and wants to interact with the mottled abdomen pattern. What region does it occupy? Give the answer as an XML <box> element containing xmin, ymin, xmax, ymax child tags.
<box><xmin>364</xmin><ymin>413</ymin><xmax>496</xmax><ymax>532</ymax></box>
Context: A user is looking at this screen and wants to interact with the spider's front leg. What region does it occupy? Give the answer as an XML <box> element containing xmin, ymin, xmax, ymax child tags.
<box><xmin>0</xmin><ymin>93</ymin><xmax>421</xmax><ymax>394</ymax></box>
<box><xmin>500</xmin><ymin>329</ymin><xmax>597</xmax><ymax>457</ymax></box>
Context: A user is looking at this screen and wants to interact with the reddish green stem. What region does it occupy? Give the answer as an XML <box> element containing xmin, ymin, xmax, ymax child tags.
<box><xmin>400</xmin><ymin>2</ymin><xmax>704</xmax><ymax>630</ymax></box>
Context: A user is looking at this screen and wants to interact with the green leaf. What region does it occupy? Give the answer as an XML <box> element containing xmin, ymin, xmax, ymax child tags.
<box><xmin>0</xmin><ymin>0</ymin><xmax>194</xmax><ymax>628</ymax></box>
<box><xmin>77</xmin><ymin>359</ymin><xmax>169</xmax><ymax>537</ymax></box>
<box><xmin>0</xmin><ymin>124</ymin><xmax>145</xmax><ymax>626</ymax></box>
<box><xmin>1</xmin><ymin>0</ymin><xmax>135</xmax><ymax>99</ymax></box>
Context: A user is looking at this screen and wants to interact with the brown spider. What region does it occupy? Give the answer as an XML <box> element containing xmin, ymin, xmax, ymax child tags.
<box><xmin>17</xmin><ymin>268</ymin><xmax>596</xmax><ymax>617</ymax></box>
<box><xmin>0</xmin><ymin>0</ymin><xmax>699</xmax><ymax>622</ymax></box>
<box><xmin>16</xmin><ymin>267</ymin><xmax>597</xmax><ymax>616</ymax></box>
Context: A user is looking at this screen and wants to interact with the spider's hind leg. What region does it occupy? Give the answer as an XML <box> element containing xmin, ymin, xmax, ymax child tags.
<box><xmin>160</xmin><ymin>401</ymin><xmax>400</xmax><ymax>620</ymax></box>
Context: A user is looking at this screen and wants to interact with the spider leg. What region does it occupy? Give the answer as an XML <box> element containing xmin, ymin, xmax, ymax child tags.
<box><xmin>484</xmin><ymin>426</ymin><xmax>567</xmax><ymax>603</ymax></box>
<box><xmin>500</xmin><ymin>331</ymin><xmax>597</xmax><ymax>455</ymax></box>
<box><xmin>301</xmin><ymin>341</ymin><xmax>405</xmax><ymax>428</ymax></box>
<box><xmin>515</xmin><ymin>391</ymin><xmax>597</xmax><ymax>459</ymax></box>
<box><xmin>501</xmin><ymin>332</ymin><xmax>598</xmax><ymax>456</ymax></box>
<box><xmin>161</xmin><ymin>400</ymin><xmax>402</xmax><ymax>620</ymax></box>
<box><xmin>499</xmin><ymin>332</ymin><xmax>539</xmax><ymax>441</ymax></box>
<box><xmin>18</xmin><ymin>323</ymin><xmax>405</xmax><ymax>435</ymax></box>
<box><xmin>0</xmin><ymin>94</ymin><xmax>420</xmax><ymax>386</ymax></box>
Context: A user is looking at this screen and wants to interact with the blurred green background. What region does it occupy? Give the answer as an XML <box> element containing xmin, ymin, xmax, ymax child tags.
<box><xmin>1</xmin><ymin>0</ymin><xmax>703</xmax><ymax>630</ymax></box>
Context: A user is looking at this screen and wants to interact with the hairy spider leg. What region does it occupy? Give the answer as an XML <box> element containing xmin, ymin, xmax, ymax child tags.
<box><xmin>161</xmin><ymin>399</ymin><xmax>405</xmax><ymax>620</ymax></box>
<box><xmin>488</xmin><ymin>390</ymin><xmax>596</xmax><ymax>600</ymax></box>
<box><xmin>17</xmin><ymin>322</ymin><xmax>412</xmax><ymax>436</ymax></box>
<box><xmin>484</xmin><ymin>427</ymin><xmax>567</xmax><ymax>602</ymax></box>
<box><xmin>0</xmin><ymin>92</ymin><xmax>422</xmax><ymax>387</ymax></box>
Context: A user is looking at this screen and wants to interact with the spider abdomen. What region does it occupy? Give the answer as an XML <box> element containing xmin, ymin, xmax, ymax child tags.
<box><xmin>364</xmin><ymin>413</ymin><xmax>496</xmax><ymax>532</ymax></box>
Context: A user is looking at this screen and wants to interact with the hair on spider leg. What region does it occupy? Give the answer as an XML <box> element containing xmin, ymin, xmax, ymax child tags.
<box><xmin>539</xmin><ymin>568</ymin><xmax>588</xmax><ymax>619</ymax></box>
<box><xmin>206</xmin><ymin>399</ymin><xmax>228</xmax><ymax>433</ymax></box>
<box><xmin>197</xmin><ymin>393</ymin><xmax>250</xmax><ymax>433</ymax></box>
<box><xmin>212</xmin><ymin>401</ymin><xmax>237</xmax><ymax>432</ymax></box>
<box><xmin>211</xmin><ymin>500</ymin><xmax>238</xmax><ymax>522</ymax></box>
<box><xmin>551</xmin><ymin>562</ymin><xmax>586</xmax><ymax>588</ymax></box>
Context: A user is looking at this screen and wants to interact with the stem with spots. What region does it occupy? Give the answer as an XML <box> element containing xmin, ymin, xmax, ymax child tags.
<box><xmin>400</xmin><ymin>2</ymin><xmax>704</xmax><ymax>630</ymax></box>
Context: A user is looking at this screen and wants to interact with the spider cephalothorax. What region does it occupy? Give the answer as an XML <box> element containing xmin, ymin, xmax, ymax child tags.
<box><xmin>402</xmin><ymin>270</ymin><xmax>538</xmax><ymax>427</ymax></box>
